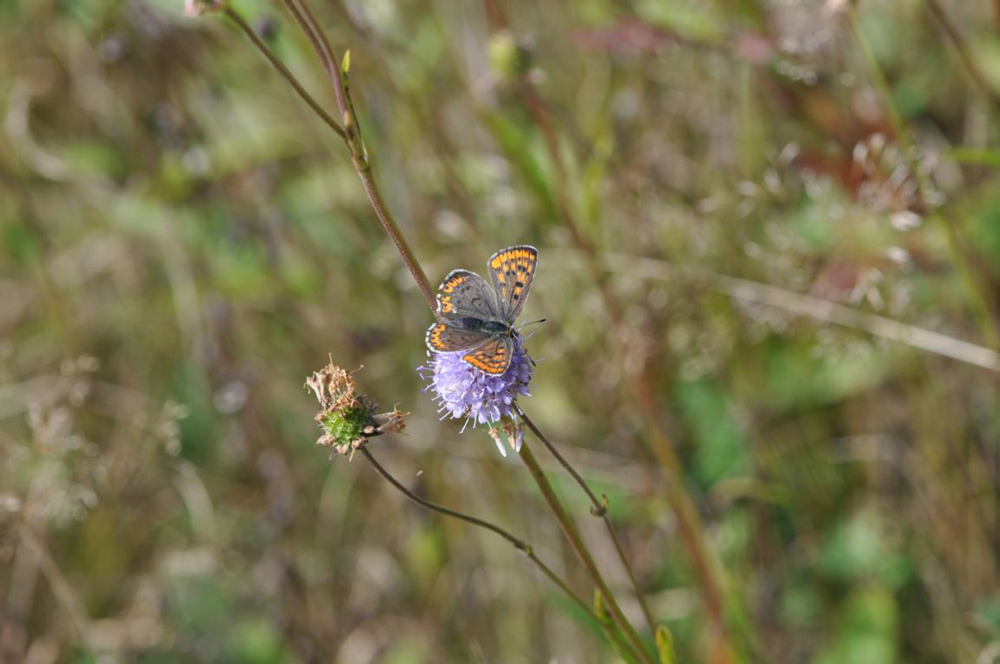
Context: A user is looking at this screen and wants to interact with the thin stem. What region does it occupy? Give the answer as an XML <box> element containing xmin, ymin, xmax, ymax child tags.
<box><xmin>493</xmin><ymin>55</ymin><xmax>736</xmax><ymax>657</ymax></box>
<box><xmin>353</xmin><ymin>159</ymin><xmax>437</xmax><ymax>310</ymax></box>
<box><xmin>224</xmin><ymin>8</ymin><xmax>346</xmax><ymax>140</ymax></box>
<box><xmin>284</xmin><ymin>0</ymin><xmax>351</xmax><ymax>125</ymax></box>
<box><xmin>277</xmin><ymin>0</ymin><xmax>437</xmax><ymax>310</ymax></box>
<box><xmin>278</xmin><ymin>0</ymin><xmax>341</xmax><ymax>109</ymax></box>
<box><xmin>359</xmin><ymin>447</ymin><xmax>641</xmax><ymax>660</ymax></box>
<box><xmin>849</xmin><ymin>7</ymin><xmax>1000</xmax><ymax>352</ymax></box>
<box><xmin>516</xmin><ymin>405</ymin><xmax>657</xmax><ymax>634</ymax></box>
<box><xmin>925</xmin><ymin>0</ymin><xmax>1000</xmax><ymax>116</ymax></box>
<box><xmin>222</xmin><ymin>4</ymin><xmax>644</xmax><ymax>660</ymax></box>
<box><xmin>230</xmin><ymin>1</ymin><xmax>434</xmax><ymax>306</ymax></box>
<box><xmin>596</xmin><ymin>590</ymin><xmax>644</xmax><ymax>664</ymax></box>
<box><xmin>518</xmin><ymin>442</ymin><xmax>657</xmax><ymax>664</ymax></box>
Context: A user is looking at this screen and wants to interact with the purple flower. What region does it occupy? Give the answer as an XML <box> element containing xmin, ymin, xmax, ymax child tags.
<box><xmin>420</xmin><ymin>339</ymin><xmax>533</xmax><ymax>454</ymax></box>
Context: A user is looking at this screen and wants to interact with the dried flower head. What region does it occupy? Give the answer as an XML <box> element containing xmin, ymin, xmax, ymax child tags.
<box><xmin>419</xmin><ymin>338</ymin><xmax>532</xmax><ymax>456</ymax></box>
<box><xmin>305</xmin><ymin>362</ymin><xmax>407</xmax><ymax>457</ymax></box>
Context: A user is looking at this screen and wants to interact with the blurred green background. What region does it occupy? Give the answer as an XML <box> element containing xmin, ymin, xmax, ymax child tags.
<box><xmin>3</xmin><ymin>0</ymin><xmax>1000</xmax><ymax>662</ymax></box>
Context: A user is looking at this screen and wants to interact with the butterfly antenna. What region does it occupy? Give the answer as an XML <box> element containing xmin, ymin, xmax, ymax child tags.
<box><xmin>518</xmin><ymin>318</ymin><xmax>547</xmax><ymax>330</ymax></box>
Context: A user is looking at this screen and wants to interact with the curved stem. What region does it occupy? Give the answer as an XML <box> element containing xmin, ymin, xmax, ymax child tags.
<box><xmin>501</xmin><ymin>79</ymin><xmax>736</xmax><ymax>657</ymax></box>
<box><xmin>219</xmin><ymin>3</ymin><xmax>647</xmax><ymax>660</ymax></box>
<box><xmin>281</xmin><ymin>0</ymin><xmax>350</xmax><ymax>129</ymax></box>
<box><xmin>359</xmin><ymin>447</ymin><xmax>642</xmax><ymax>660</ymax></box>
<box><xmin>516</xmin><ymin>405</ymin><xmax>657</xmax><ymax>634</ymax></box>
<box><xmin>278</xmin><ymin>0</ymin><xmax>437</xmax><ymax>311</ymax></box>
<box><xmin>230</xmin><ymin>2</ymin><xmax>435</xmax><ymax>308</ymax></box>
<box><xmin>360</xmin><ymin>451</ymin><xmax>583</xmax><ymax>613</ymax></box>
<box><xmin>518</xmin><ymin>442</ymin><xmax>657</xmax><ymax>664</ymax></box>
<box><xmin>223</xmin><ymin>8</ymin><xmax>346</xmax><ymax>141</ymax></box>
<box><xmin>460</xmin><ymin>4</ymin><xmax>735</xmax><ymax>648</ymax></box>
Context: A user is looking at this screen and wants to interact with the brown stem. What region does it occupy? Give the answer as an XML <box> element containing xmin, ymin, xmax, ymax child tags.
<box><xmin>514</xmin><ymin>73</ymin><xmax>735</xmax><ymax>657</ymax></box>
<box><xmin>353</xmin><ymin>158</ymin><xmax>437</xmax><ymax>310</ymax></box>
<box><xmin>277</xmin><ymin>0</ymin><xmax>437</xmax><ymax>310</ymax></box>
<box><xmin>519</xmin><ymin>442</ymin><xmax>657</xmax><ymax>664</ymax></box>
<box><xmin>516</xmin><ymin>405</ymin><xmax>657</xmax><ymax>634</ymax></box>
<box><xmin>278</xmin><ymin>0</ymin><xmax>344</xmax><ymax>115</ymax></box>
<box><xmin>224</xmin><ymin>8</ymin><xmax>346</xmax><ymax>141</ymax></box>
<box><xmin>219</xmin><ymin>4</ymin><xmax>646</xmax><ymax>660</ymax></box>
<box><xmin>284</xmin><ymin>0</ymin><xmax>351</xmax><ymax>126</ymax></box>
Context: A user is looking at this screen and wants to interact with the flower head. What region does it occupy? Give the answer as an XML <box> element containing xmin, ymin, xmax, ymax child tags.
<box><xmin>305</xmin><ymin>362</ymin><xmax>407</xmax><ymax>458</ymax></box>
<box><xmin>420</xmin><ymin>338</ymin><xmax>533</xmax><ymax>455</ymax></box>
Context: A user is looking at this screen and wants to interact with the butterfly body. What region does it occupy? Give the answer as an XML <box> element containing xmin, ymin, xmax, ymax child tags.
<box><xmin>426</xmin><ymin>246</ymin><xmax>538</xmax><ymax>375</ymax></box>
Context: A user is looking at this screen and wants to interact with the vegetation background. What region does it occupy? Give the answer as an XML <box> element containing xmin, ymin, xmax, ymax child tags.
<box><xmin>2</xmin><ymin>0</ymin><xmax>1000</xmax><ymax>662</ymax></box>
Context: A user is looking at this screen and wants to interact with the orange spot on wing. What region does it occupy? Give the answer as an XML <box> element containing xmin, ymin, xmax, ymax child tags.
<box><xmin>442</xmin><ymin>275</ymin><xmax>465</xmax><ymax>294</ymax></box>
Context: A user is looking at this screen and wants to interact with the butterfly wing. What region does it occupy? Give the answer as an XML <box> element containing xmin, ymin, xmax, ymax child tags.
<box><xmin>487</xmin><ymin>245</ymin><xmax>538</xmax><ymax>323</ymax></box>
<box><xmin>436</xmin><ymin>269</ymin><xmax>501</xmax><ymax>322</ymax></box>
<box><xmin>462</xmin><ymin>335</ymin><xmax>514</xmax><ymax>375</ymax></box>
<box><xmin>426</xmin><ymin>321</ymin><xmax>489</xmax><ymax>353</ymax></box>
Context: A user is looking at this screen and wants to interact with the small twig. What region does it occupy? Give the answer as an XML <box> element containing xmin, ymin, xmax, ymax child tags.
<box><xmin>20</xmin><ymin>529</ymin><xmax>90</xmax><ymax>639</ymax></box>
<box><xmin>516</xmin><ymin>405</ymin><xmax>657</xmax><ymax>634</ymax></box>
<box><xmin>596</xmin><ymin>251</ymin><xmax>1000</xmax><ymax>372</ymax></box>
<box><xmin>518</xmin><ymin>442</ymin><xmax>657</xmax><ymax>664</ymax></box>
<box><xmin>284</xmin><ymin>0</ymin><xmax>351</xmax><ymax>129</ymax></box>
<box><xmin>278</xmin><ymin>0</ymin><xmax>341</xmax><ymax>108</ymax></box>
<box><xmin>223</xmin><ymin>8</ymin><xmax>346</xmax><ymax>140</ymax></box>
<box><xmin>276</xmin><ymin>0</ymin><xmax>437</xmax><ymax>310</ymax></box>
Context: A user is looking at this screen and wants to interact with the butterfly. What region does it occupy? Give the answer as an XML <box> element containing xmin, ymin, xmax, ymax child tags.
<box><xmin>425</xmin><ymin>245</ymin><xmax>538</xmax><ymax>375</ymax></box>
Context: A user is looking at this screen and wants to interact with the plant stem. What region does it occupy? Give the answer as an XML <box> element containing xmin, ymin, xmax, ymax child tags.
<box><xmin>224</xmin><ymin>3</ymin><xmax>651</xmax><ymax>660</ymax></box>
<box><xmin>278</xmin><ymin>0</ymin><xmax>437</xmax><ymax>311</ymax></box>
<box><xmin>359</xmin><ymin>447</ymin><xmax>640</xmax><ymax>659</ymax></box>
<box><xmin>516</xmin><ymin>405</ymin><xmax>657</xmax><ymax>634</ymax></box>
<box><xmin>518</xmin><ymin>442</ymin><xmax>656</xmax><ymax>664</ymax></box>
<box><xmin>849</xmin><ymin>7</ymin><xmax>1000</xmax><ymax>353</ymax></box>
<box><xmin>925</xmin><ymin>0</ymin><xmax>1000</xmax><ymax>116</ymax></box>
<box><xmin>224</xmin><ymin>8</ymin><xmax>347</xmax><ymax>141</ymax></box>
<box><xmin>501</xmin><ymin>69</ymin><xmax>735</xmax><ymax>657</ymax></box>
